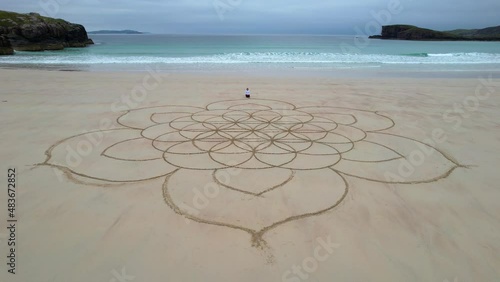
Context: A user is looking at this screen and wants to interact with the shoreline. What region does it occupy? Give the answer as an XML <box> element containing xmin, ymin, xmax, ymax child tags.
<box><xmin>2</xmin><ymin>64</ymin><xmax>500</xmax><ymax>79</ymax></box>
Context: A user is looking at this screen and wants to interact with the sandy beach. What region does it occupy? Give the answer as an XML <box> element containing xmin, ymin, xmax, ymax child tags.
<box><xmin>0</xmin><ymin>68</ymin><xmax>499</xmax><ymax>282</ymax></box>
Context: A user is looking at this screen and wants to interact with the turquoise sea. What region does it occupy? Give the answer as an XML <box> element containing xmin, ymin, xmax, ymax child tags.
<box><xmin>1</xmin><ymin>34</ymin><xmax>500</xmax><ymax>77</ymax></box>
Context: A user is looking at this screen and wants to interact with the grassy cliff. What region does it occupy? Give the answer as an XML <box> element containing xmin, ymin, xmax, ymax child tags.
<box><xmin>448</xmin><ymin>26</ymin><xmax>500</xmax><ymax>40</ymax></box>
<box><xmin>0</xmin><ymin>10</ymin><xmax>93</xmax><ymax>52</ymax></box>
<box><xmin>370</xmin><ymin>24</ymin><xmax>500</xmax><ymax>41</ymax></box>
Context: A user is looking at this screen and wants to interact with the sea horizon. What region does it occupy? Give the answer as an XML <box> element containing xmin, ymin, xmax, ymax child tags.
<box><xmin>1</xmin><ymin>34</ymin><xmax>500</xmax><ymax>77</ymax></box>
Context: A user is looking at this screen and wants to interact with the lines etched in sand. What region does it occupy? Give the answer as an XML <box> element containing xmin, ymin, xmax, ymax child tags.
<box><xmin>212</xmin><ymin>169</ymin><xmax>296</xmax><ymax>197</ymax></box>
<box><xmin>39</xmin><ymin>99</ymin><xmax>464</xmax><ymax>248</ymax></box>
<box><xmin>162</xmin><ymin>168</ymin><xmax>349</xmax><ymax>249</ymax></box>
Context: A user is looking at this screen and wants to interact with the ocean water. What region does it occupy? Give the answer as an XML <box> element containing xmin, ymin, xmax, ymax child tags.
<box><xmin>1</xmin><ymin>34</ymin><xmax>500</xmax><ymax>76</ymax></box>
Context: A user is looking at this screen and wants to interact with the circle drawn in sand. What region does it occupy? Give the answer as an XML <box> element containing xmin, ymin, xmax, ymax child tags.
<box><xmin>40</xmin><ymin>99</ymin><xmax>463</xmax><ymax>248</ymax></box>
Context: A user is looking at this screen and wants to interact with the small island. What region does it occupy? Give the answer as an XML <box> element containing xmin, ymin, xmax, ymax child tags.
<box><xmin>370</xmin><ymin>24</ymin><xmax>500</xmax><ymax>41</ymax></box>
<box><xmin>0</xmin><ymin>10</ymin><xmax>93</xmax><ymax>54</ymax></box>
<box><xmin>88</xmin><ymin>30</ymin><xmax>146</xmax><ymax>35</ymax></box>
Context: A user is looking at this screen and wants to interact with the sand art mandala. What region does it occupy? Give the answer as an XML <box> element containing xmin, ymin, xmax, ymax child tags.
<box><xmin>41</xmin><ymin>99</ymin><xmax>463</xmax><ymax>248</ymax></box>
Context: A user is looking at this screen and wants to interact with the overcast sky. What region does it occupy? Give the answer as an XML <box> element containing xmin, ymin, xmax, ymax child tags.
<box><xmin>2</xmin><ymin>0</ymin><xmax>499</xmax><ymax>34</ymax></box>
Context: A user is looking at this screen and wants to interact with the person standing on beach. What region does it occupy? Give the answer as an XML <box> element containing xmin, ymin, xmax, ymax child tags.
<box><xmin>245</xmin><ymin>88</ymin><xmax>251</xmax><ymax>98</ymax></box>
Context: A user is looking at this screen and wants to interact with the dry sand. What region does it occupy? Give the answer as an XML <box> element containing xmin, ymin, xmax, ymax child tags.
<box><xmin>0</xmin><ymin>69</ymin><xmax>499</xmax><ymax>282</ymax></box>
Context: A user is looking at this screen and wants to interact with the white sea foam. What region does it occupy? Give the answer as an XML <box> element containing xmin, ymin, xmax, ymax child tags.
<box><xmin>1</xmin><ymin>52</ymin><xmax>499</xmax><ymax>65</ymax></box>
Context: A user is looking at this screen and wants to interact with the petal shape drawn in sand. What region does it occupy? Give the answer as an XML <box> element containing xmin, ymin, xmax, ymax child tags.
<box><xmin>118</xmin><ymin>105</ymin><xmax>203</xmax><ymax>130</ymax></box>
<box><xmin>163</xmin><ymin>168</ymin><xmax>348</xmax><ymax>247</ymax></box>
<box><xmin>298</xmin><ymin>106</ymin><xmax>395</xmax><ymax>132</ymax></box>
<box><xmin>44</xmin><ymin>129</ymin><xmax>177</xmax><ymax>182</ymax></box>
<box><xmin>206</xmin><ymin>99</ymin><xmax>296</xmax><ymax>111</ymax></box>
<box><xmin>332</xmin><ymin>132</ymin><xmax>461</xmax><ymax>184</ymax></box>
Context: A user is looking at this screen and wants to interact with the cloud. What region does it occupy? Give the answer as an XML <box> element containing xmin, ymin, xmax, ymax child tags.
<box><xmin>1</xmin><ymin>0</ymin><xmax>498</xmax><ymax>34</ymax></box>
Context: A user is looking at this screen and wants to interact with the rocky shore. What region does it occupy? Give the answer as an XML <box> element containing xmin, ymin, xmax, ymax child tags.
<box><xmin>370</xmin><ymin>24</ymin><xmax>500</xmax><ymax>41</ymax></box>
<box><xmin>0</xmin><ymin>35</ymin><xmax>13</xmax><ymax>55</ymax></box>
<box><xmin>0</xmin><ymin>10</ymin><xmax>93</xmax><ymax>54</ymax></box>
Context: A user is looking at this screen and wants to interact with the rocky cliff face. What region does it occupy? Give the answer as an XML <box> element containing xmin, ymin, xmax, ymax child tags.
<box><xmin>0</xmin><ymin>35</ymin><xmax>14</xmax><ymax>55</ymax></box>
<box><xmin>371</xmin><ymin>24</ymin><xmax>500</xmax><ymax>41</ymax></box>
<box><xmin>0</xmin><ymin>11</ymin><xmax>93</xmax><ymax>52</ymax></box>
<box><xmin>378</xmin><ymin>25</ymin><xmax>460</xmax><ymax>40</ymax></box>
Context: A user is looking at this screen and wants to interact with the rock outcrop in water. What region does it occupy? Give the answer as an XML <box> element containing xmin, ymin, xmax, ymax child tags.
<box><xmin>0</xmin><ymin>10</ymin><xmax>93</xmax><ymax>53</ymax></box>
<box><xmin>0</xmin><ymin>35</ymin><xmax>13</xmax><ymax>55</ymax></box>
<box><xmin>370</xmin><ymin>25</ymin><xmax>500</xmax><ymax>41</ymax></box>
